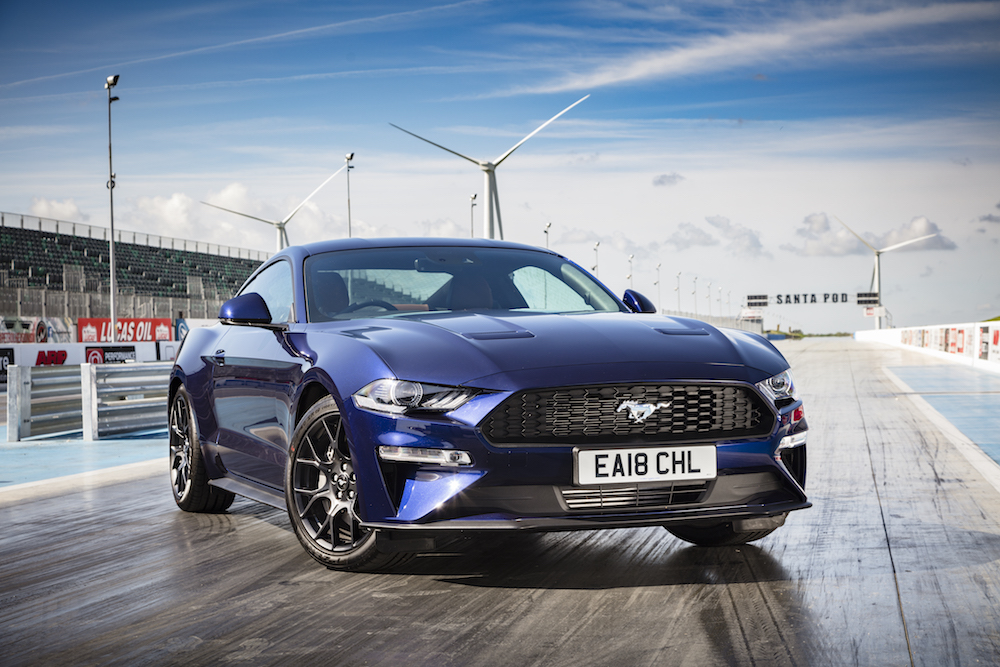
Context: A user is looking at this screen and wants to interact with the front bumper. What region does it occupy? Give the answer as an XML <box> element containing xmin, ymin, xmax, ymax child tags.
<box><xmin>345</xmin><ymin>393</ymin><xmax>810</xmax><ymax>533</ymax></box>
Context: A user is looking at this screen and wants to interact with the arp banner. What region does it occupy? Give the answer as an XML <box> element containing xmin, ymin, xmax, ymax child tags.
<box><xmin>0</xmin><ymin>343</ymin><xmax>159</xmax><ymax>368</ymax></box>
<box><xmin>78</xmin><ymin>318</ymin><xmax>173</xmax><ymax>343</ymax></box>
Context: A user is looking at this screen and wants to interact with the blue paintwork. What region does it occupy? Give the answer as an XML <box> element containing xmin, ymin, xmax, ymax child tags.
<box><xmin>170</xmin><ymin>238</ymin><xmax>809</xmax><ymax>533</ymax></box>
<box><xmin>219</xmin><ymin>292</ymin><xmax>271</xmax><ymax>323</ymax></box>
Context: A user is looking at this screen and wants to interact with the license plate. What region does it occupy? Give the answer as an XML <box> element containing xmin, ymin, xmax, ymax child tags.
<box><xmin>574</xmin><ymin>446</ymin><xmax>717</xmax><ymax>486</ymax></box>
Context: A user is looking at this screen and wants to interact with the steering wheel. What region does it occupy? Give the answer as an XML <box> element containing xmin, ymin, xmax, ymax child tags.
<box><xmin>338</xmin><ymin>300</ymin><xmax>399</xmax><ymax>313</ymax></box>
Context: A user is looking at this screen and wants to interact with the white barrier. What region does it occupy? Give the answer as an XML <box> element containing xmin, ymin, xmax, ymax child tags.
<box><xmin>81</xmin><ymin>362</ymin><xmax>172</xmax><ymax>440</ymax></box>
<box><xmin>6</xmin><ymin>365</ymin><xmax>82</xmax><ymax>439</ymax></box>
<box><xmin>0</xmin><ymin>342</ymin><xmax>181</xmax><ymax>384</ymax></box>
<box><xmin>855</xmin><ymin>321</ymin><xmax>1000</xmax><ymax>374</ymax></box>
<box><xmin>7</xmin><ymin>361</ymin><xmax>172</xmax><ymax>441</ymax></box>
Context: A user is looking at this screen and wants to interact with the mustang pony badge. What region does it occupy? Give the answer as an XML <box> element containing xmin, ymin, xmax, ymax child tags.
<box><xmin>617</xmin><ymin>400</ymin><xmax>672</xmax><ymax>424</ymax></box>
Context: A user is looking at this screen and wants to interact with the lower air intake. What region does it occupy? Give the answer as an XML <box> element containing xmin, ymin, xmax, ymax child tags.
<box><xmin>560</xmin><ymin>482</ymin><xmax>709</xmax><ymax>511</ymax></box>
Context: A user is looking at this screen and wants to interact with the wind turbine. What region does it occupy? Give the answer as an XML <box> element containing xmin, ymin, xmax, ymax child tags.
<box><xmin>834</xmin><ymin>216</ymin><xmax>937</xmax><ymax>329</ymax></box>
<box><xmin>390</xmin><ymin>95</ymin><xmax>589</xmax><ymax>240</ymax></box>
<box><xmin>202</xmin><ymin>165</ymin><xmax>347</xmax><ymax>252</ymax></box>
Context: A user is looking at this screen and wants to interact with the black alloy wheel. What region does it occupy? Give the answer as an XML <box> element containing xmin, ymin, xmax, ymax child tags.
<box><xmin>285</xmin><ymin>395</ymin><xmax>412</xmax><ymax>571</ymax></box>
<box><xmin>169</xmin><ymin>386</ymin><xmax>234</xmax><ymax>513</ymax></box>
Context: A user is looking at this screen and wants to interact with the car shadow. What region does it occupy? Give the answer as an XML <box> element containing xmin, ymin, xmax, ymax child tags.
<box><xmin>386</xmin><ymin>528</ymin><xmax>793</xmax><ymax>590</ymax></box>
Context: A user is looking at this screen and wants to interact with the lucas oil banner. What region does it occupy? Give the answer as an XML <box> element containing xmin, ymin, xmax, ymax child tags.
<box><xmin>78</xmin><ymin>318</ymin><xmax>173</xmax><ymax>343</ymax></box>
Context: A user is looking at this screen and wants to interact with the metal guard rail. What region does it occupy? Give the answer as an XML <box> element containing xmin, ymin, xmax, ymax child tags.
<box><xmin>7</xmin><ymin>362</ymin><xmax>173</xmax><ymax>441</ymax></box>
<box><xmin>7</xmin><ymin>366</ymin><xmax>83</xmax><ymax>439</ymax></box>
<box><xmin>82</xmin><ymin>362</ymin><xmax>173</xmax><ymax>440</ymax></box>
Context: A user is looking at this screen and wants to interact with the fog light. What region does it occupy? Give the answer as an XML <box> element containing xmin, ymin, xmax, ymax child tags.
<box><xmin>778</xmin><ymin>431</ymin><xmax>807</xmax><ymax>451</ymax></box>
<box><xmin>378</xmin><ymin>445</ymin><xmax>473</xmax><ymax>467</ymax></box>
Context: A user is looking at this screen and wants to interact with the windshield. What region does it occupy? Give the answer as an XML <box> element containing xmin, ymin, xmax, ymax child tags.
<box><xmin>304</xmin><ymin>246</ymin><xmax>624</xmax><ymax>322</ymax></box>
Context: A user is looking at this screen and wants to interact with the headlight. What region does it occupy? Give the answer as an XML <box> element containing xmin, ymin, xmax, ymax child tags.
<box><xmin>756</xmin><ymin>369</ymin><xmax>797</xmax><ymax>403</ymax></box>
<box><xmin>353</xmin><ymin>379</ymin><xmax>481</xmax><ymax>415</ymax></box>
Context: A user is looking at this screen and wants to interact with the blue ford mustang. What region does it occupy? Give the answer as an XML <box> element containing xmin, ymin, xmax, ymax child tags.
<box><xmin>169</xmin><ymin>238</ymin><xmax>809</xmax><ymax>570</ymax></box>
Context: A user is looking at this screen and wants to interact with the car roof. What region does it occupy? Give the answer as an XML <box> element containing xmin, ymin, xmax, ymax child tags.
<box><xmin>287</xmin><ymin>237</ymin><xmax>555</xmax><ymax>259</ymax></box>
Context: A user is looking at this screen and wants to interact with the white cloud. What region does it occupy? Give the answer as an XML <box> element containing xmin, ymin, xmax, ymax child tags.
<box><xmin>30</xmin><ymin>197</ymin><xmax>88</xmax><ymax>222</ymax></box>
<box><xmin>704</xmin><ymin>215</ymin><xmax>771</xmax><ymax>259</ymax></box>
<box><xmin>131</xmin><ymin>193</ymin><xmax>198</xmax><ymax>236</ymax></box>
<box><xmin>0</xmin><ymin>125</ymin><xmax>80</xmax><ymax>141</ymax></box>
<box><xmin>981</xmin><ymin>202</ymin><xmax>1000</xmax><ymax>224</ymax></box>
<box><xmin>783</xmin><ymin>213</ymin><xmax>956</xmax><ymax>255</ymax></box>
<box><xmin>664</xmin><ymin>222</ymin><xmax>718</xmax><ymax>251</ymax></box>
<box><xmin>782</xmin><ymin>212</ymin><xmax>868</xmax><ymax>256</ymax></box>
<box><xmin>874</xmin><ymin>216</ymin><xmax>956</xmax><ymax>251</ymax></box>
<box><xmin>364</xmin><ymin>217</ymin><xmax>466</xmax><ymax>239</ymax></box>
<box><xmin>549</xmin><ymin>226</ymin><xmax>597</xmax><ymax>245</ymax></box>
<box><xmin>652</xmin><ymin>172</ymin><xmax>684</xmax><ymax>187</ymax></box>
<box><xmin>1</xmin><ymin>0</ymin><xmax>491</xmax><ymax>90</ymax></box>
<box><xmin>503</xmin><ymin>3</ymin><xmax>1000</xmax><ymax>95</ymax></box>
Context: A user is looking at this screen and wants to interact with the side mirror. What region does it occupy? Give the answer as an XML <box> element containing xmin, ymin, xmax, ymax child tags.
<box><xmin>219</xmin><ymin>292</ymin><xmax>272</xmax><ymax>325</ymax></box>
<box><xmin>622</xmin><ymin>289</ymin><xmax>657</xmax><ymax>314</ymax></box>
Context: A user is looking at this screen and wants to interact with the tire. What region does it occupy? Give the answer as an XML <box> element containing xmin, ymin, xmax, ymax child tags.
<box><xmin>285</xmin><ymin>395</ymin><xmax>413</xmax><ymax>571</ymax></box>
<box><xmin>169</xmin><ymin>386</ymin><xmax>235</xmax><ymax>513</ymax></box>
<box><xmin>665</xmin><ymin>522</ymin><xmax>778</xmax><ymax>547</ymax></box>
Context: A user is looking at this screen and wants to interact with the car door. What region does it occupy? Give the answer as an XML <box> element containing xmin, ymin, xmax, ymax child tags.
<box><xmin>212</xmin><ymin>259</ymin><xmax>305</xmax><ymax>489</ymax></box>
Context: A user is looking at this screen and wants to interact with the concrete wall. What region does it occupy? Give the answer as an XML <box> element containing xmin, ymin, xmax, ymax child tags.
<box><xmin>855</xmin><ymin>321</ymin><xmax>1000</xmax><ymax>374</ymax></box>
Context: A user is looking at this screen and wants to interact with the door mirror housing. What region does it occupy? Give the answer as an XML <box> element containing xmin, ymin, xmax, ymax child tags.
<box><xmin>220</xmin><ymin>293</ymin><xmax>273</xmax><ymax>326</ymax></box>
<box><xmin>622</xmin><ymin>289</ymin><xmax>657</xmax><ymax>314</ymax></box>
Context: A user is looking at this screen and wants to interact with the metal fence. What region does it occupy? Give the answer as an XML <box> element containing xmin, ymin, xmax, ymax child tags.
<box><xmin>0</xmin><ymin>286</ymin><xmax>223</xmax><ymax>320</ymax></box>
<box><xmin>660</xmin><ymin>310</ymin><xmax>764</xmax><ymax>334</ymax></box>
<box><xmin>1</xmin><ymin>211</ymin><xmax>271</xmax><ymax>262</ymax></box>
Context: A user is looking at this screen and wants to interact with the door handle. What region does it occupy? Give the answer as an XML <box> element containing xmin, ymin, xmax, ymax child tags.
<box><xmin>205</xmin><ymin>349</ymin><xmax>226</xmax><ymax>366</ymax></box>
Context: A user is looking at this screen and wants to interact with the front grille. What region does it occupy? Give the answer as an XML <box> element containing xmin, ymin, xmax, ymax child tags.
<box><xmin>560</xmin><ymin>482</ymin><xmax>709</xmax><ymax>511</ymax></box>
<box><xmin>482</xmin><ymin>383</ymin><xmax>773</xmax><ymax>446</ymax></box>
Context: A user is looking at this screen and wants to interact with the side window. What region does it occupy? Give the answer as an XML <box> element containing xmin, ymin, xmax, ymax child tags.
<box><xmin>511</xmin><ymin>266</ymin><xmax>591</xmax><ymax>311</ymax></box>
<box><xmin>241</xmin><ymin>260</ymin><xmax>294</xmax><ymax>324</ymax></box>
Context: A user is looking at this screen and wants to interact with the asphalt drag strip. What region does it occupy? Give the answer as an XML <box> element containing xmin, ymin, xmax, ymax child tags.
<box><xmin>2</xmin><ymin>337</ymin><xmax>999</xmax><ymax>666</ymax></box>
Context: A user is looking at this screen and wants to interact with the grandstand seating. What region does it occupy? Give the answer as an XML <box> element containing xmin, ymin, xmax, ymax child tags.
<box><xmin>1</xmin><ymin>225</ymin><xmax>260</xmax><ymax>299</ymax></box>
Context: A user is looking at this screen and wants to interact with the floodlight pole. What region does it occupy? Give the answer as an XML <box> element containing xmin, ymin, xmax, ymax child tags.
<box><xmin>470</xmin><ymin>194</ymin><xmax>477</xmax><ymax>238</ymax></box>
<box><xmin>593</xmin><ymin>242</ymin><xmax>600</xmax><ymax>278</ymax></box>
<box><xmin>105</xmin><ymin>75</ymin><xmax>120</xmax><ymax>343</ymax></box>
<box><xmin>676</xmin><ymin>272</ymin><xmax>681</xmax><ymax>312</ymax></box>
<box><xmin>628</xmin><ymin>255</ymin><xmax>634</xmax><ymax>289</ymax></box>
<box><xmin>874</xmin><ymin>251</ymin><xmax>884</xmax><ymax>330</ymax></box>
<box><xmin>544</xmin><ymin>222</ymin><xmax>551</xmax><ymax>249</ymax></box>
<box><xmin>655</xmin><ymin>263</ymin><xmax>661</xmax><ymax>312</ymax></box>
<box><xmin>345</xmin><ymin>153</ymin><xmax>354</xmax><ymax>238</ymax></box>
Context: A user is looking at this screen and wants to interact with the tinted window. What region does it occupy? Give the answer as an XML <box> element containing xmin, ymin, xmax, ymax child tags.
<box><xmin>304</xmin><ymin>247</ymin><xmax>622</xmax><ymax>322</ymax></box>
<box><xmin>241</xmin><ymin>260</ymin><xmax>294</xmax><ymax>324</ymax></box>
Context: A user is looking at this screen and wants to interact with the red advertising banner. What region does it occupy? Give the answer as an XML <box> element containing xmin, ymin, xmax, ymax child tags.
<box><xmin>78</xmin><ymin>318</ymin><xmax>174</xmax><ymax>343</ymax></box>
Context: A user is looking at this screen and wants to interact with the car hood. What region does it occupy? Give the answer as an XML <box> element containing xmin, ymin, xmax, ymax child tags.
<box><xmin>310</xmin><ymin>312</ymin><xmax>787</xmax><ymax>391</ymax></box>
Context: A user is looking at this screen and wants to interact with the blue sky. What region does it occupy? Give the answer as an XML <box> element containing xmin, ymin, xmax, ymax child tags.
<box><xmin>1</xmin><ymin>0</ymin><xmax>998</xmax><ymax>333</ymax></box>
